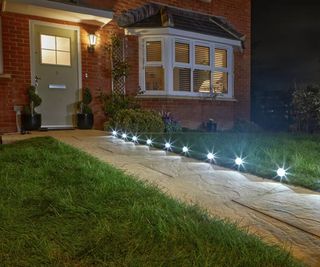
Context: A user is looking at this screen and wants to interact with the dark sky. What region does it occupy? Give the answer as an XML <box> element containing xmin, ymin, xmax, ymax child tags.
<box><xmin>252</xmin><ymin>0</ymin><xmax>320</xmax><ymax>93</ymax></box>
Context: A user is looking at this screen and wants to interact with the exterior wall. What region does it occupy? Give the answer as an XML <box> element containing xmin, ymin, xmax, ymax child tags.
<box><xmin>0</xmin><ymin>0</ymin><xmax>251</xmax><ymax>133</ymax></box>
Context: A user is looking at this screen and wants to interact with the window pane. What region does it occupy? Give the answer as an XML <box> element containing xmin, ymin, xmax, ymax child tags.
<box><xmin>195</xmin><ymin>45</ymin><xmax>210</xmax><ymax>65</ymax></box>
<box><xmin>41</xmin><ymin>49</ymin><xmax>56</xmax><ymax>64</ymax></box>
<box><xmin>41</xmin><ymin>35</ymin><xmax>56</xmax><ymax>50</ymax></box>
<box><xmin>215</xmin><ymin>48</ymin><xmax>227</xmax><ymax>68</ymax></box>
<box><xmin>145</xmin><ymin>67</ymin><xmax>164</xmax><ymax>91</ymax></box>
<box><xmin>175</xmin><ymin>42</ymin><xmax>189</xmax><ymax>63</ymax></box>
<box><xmin>213</xmin><ymin>71</ymin><xmax>228</xmax><ymax>93</ymax></box>
<box><xmin>174</xmin><ymin>67</ymin><xmax>191</xmax><ymax>92</ymax></box>
<box><xmin>146</xmin><ymin>41</ymin><xmax>162</xmax><ymax>62</ymax></box>
<box><xmin>57</xmin><ymin>51</ymin><xmax>71</xmax><ymax>66</ymax></box>
<box><xmin>194</xmin><ymin>70</ymin><xmax>210</xmax><ymax>92</ymax></box>
<box><xmin>56</xmin><ymin>37</ymin><xmax>70</xmax><ymax>52</ymax></box>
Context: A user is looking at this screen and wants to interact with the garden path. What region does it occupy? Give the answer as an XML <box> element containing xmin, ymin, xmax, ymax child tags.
<box><xmin>2</xmin><ymin>130</ymin><xmax>320</xmax><ymax>267</ymax></box>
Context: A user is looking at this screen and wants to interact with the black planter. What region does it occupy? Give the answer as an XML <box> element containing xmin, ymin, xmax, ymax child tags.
<box><xmin>206</xmin><ymin>121</ymin><xmax>217</xmax><ymax>132</ymax></box>
<box><xmin>77</xmin><ymin>113</ymin><xmax>94</xmax><ymax>129</ymax></box>
<box><xmin>21</xmin><ymin>113</ymin><xmax>41</xmax><ymax>131</ymax></box>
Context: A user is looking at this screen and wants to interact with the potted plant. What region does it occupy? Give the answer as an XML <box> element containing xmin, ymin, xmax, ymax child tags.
<box><xmin>21</xmin><ymin>85</ymin><xmax>42</xmax><ymax>131</ymax></box>
<box><xmin>77</xmin><ymin>87</ymin><xmax>94</xmax><ymax>129</ymax></box>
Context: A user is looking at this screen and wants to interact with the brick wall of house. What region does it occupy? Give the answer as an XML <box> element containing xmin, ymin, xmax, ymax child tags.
<box><xmin>0</xmin><ymin>0</ymin><xmax>250</xmax><ymax>133</ymax></box>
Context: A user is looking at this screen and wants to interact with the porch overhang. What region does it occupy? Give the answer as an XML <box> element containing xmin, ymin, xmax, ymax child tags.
<box><xmin>2</xmin><ymin>0</ymin><xmax>113</xmax><ymax>26</ymax></box>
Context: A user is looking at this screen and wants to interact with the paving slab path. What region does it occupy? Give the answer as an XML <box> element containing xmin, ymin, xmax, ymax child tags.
<box><xmin>2</xmin><ymin>130</ymin><xmax>320</xmax><ymax>267</ymax></box>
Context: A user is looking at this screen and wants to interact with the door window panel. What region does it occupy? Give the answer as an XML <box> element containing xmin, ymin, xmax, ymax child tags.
<box><xmin>40</xmin><ymin>34</ymin><xmax>71</xmax><ymax>66</ymax></box>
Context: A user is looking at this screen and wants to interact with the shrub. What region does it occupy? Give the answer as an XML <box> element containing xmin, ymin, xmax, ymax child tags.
<box><xmin>110</xmin><ymin>109</ymin><xmax>165</xmax><ymax>133</ymax></box>
<box><xmin>160</xmin><ymin>111</ymin><xmax>182</xmax><ymax>133</ymax></box>
<box><xmin>78</xmin><ymin>88</ymin><xmax>92</xmax><ymax>114</ymax></box>
<box><xmin>232</xmin><ymin>119</ymin><xmax>262</xmax><ymax>133</ymax></box>
<box><xmin>99</xmin><ymin>93</ymin><xmax>140</xmax><ymax>118</ymax></box>
<box><xmin>24</xmin><ymin>85</ymin><xmax>42</xmax><ymax>115</ymax></box>
<box><xmin>292</xmin><ymin>84</ymin><xmax>320</xmax><ymax>132</ymax></box>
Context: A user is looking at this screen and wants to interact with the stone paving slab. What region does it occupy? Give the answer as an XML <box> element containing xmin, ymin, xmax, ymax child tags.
<box><xmin>2</xmin><ymin>130</ymin><xmax>320</xmax><ymax>266</ymax></box>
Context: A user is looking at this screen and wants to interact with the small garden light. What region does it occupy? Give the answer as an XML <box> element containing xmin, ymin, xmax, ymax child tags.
<box><xmin>235</xmin><ymin>157</ymin><xmax>244</xmax><ymax>166</ymax></box>
<box><xmin>207</xmin><ymin>152</ymin><xmax>215</xmax><ymax>161</ymax></box>
<box><xmin>182</xmin><ymin>146</ymin><xmax>189</xmax><ymax>153</ymax></box>
<box><xmin>112</xmin><ymin>130</ymin><xmax>117</xmax><ymax>136</ymax></box>
<box><xmin>121</xmin><ymin>133</ymin><xmax>127</xmax><ymax>139</ymax></box>
<box><xmin>277</xmin><ymin>167</ymin><xmax>286</xmax><ymax>178</ymax></box>
<box><xmin>146</xmin><ymin>139</ymin><xmax>152</xmax><ymax>146</ymax></box>
<box><xmin>132</xmin><ymin>136</ymin><xmax>138</xmax><ymax>142</ymax></box>
<box><xmin>164</xmin><ymin>142</ymin><xmax>172</xmax><ymax>150</ymax></box>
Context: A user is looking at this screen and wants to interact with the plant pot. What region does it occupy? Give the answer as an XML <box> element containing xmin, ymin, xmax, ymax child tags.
<box><xmin>77</xmin><ymin>113</ymin><xmax>94</xmax><ymax>129</ymax></box>
<box><xmin>21</xmin><ymin>113</ymin><xmax>41</xmax><ymax>131</ymax></box>
<box><xmin>206</xmin><ymin>121</ymin><xmax>217</xmax><ymax>132</ymax></box>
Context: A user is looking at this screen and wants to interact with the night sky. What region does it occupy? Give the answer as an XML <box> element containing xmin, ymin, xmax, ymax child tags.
<box><xmin>252</xmin><ymin>0</ymin><xmax>320</xmax><ymax>128</ymax></box>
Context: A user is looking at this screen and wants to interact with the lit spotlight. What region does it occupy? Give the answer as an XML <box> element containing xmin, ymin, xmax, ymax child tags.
<box><xmin>121</xmin><ymin>133</ymin><xmax>127</xmax><ymax>139</ymax></box>
<box><xmin>182</xmin><ymin>146</ymin><xmax>189</xmax><ymax>153</ymax></box>
<box><xmin>164</xmin><ymin>142</ymin><xmax>171</xmax><ymax>150</ymax></box>
<box><xmin>132</xmin><ymin>135</ymin><xmax>138</xmax><ymax>142</ymax></box>
<box><xmin>146</xmin><ymin>139</ymin><xmax>152</xmax><ymax>146</ymax></box>
<box><xmin>277</xmin><ymin>167</ymin><xmax>287</xmax><ymax>178</ymax></box>
<box><xmin>112</xmin><ymin>130</ymin><xmax>117</xmax><ymax>136</ymax></box>
<box><xmin>207</xmin><ymin>152</ymin><xmax>215</xmax><ymax>161</ymax></box>
<box><xmin>235</xmin><ymin>157</ymin><xmax>244</xmax><ymax>166</ymax></box>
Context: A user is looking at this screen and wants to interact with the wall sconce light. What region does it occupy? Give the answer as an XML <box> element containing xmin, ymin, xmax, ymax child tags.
<box><xmin>88</xmin><ymin>34</ymin><xmax>97</xmax><ymax>53</ymax></box>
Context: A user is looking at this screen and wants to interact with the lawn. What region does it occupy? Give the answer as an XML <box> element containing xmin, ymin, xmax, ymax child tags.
<box><xmin>137</xmin><ymin>132</ymin><xmax>320</xmax><ymax>191</ymax></box>
<box><xmin>0</xmin><ymin>137</ymin><xmax>303</xmax><ymax>266</ymax></box>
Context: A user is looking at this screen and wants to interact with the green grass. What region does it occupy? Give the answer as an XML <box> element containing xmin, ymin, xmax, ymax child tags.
<box><xmin>138</xmin><ymin>132</ymin><xmax>320</xmax><ymax>191</ymax></box>
<box><xmin>0</xmin><ymin>137</ymin><xmax>303</xmax><ymax>266</ymax></box>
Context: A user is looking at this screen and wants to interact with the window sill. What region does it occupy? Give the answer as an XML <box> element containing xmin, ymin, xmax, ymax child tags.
<box><xmin>136</xmin><ymin>94</ymin><xmax>237</xmax><ymax>102</ymax></box>
<box><xmin>0</xmin><ymin>74</ymin><xmax>12</xmax><ymax>79</ymax></box>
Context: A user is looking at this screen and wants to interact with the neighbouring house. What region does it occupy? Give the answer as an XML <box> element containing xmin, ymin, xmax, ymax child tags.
<box><xmin>0</xmin><ymin>0</ymin><xmax>251</xmax><ymax>133</ymax></box>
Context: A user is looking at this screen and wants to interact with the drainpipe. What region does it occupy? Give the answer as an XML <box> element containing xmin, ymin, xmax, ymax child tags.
<box><xmin>14</xmin><ymin>105</ymin><xmax>23</xmax><ymax>133</ymax></box>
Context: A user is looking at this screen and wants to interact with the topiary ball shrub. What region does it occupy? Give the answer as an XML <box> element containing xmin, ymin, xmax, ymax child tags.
<box><xmin>110</xmin><ymin>109</ymin><xmax>165</xmax><ymax>133</ymax></box>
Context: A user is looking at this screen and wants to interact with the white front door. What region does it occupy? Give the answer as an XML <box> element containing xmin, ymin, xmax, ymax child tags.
<box><xmin>31</xmin><ymin>22</ymin><xmax>80</xmax><ymax>128</ymax></box>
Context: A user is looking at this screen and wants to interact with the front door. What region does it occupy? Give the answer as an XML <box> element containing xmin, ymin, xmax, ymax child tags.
<box><xmin>32</xmin><ymin>24</ymin><xmax>79</xmax><ymax>128</ymax></box>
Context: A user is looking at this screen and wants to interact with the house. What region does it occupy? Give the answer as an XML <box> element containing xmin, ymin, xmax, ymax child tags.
<box><xmin>0</xmin><ymin>0</ymin><xmax>251</xmax><ymax>133</ymax></box>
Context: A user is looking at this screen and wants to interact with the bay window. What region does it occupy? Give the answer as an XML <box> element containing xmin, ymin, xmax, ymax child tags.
<box><xmin>140</xmin><ymin>36</ymin><xmax>234</xmax><ymax>98</ymax></box>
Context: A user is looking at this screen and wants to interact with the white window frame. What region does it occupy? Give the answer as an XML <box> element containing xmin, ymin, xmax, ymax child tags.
<box><xmin>173</xmin><ymin>38</ymin><xmax>192</xmax><ymax>94</ymax></box>
<box><xmin>141</xmin><ymin>37</ymin><xmax>166</xmax><ymax>95</ymax></box>
<box><xmin>139</xmin><ymin>33</ymin><xmax>235</xmax><ymax>99</ymax></box>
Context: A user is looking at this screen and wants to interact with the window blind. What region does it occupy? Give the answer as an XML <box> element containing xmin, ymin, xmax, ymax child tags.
<box><xmin>175</xmin><ymin>42</ymin><xmax>190</xmax><ymax>63</ymax></box>
<box><xmin>195</xmin><ymin>45</ymin><xmax>210</xmax><ymax>65</ymax></box>
<box><xmin>215</xmin><ymin>48</ymin><xmax>227</xmax><ymax>68</ymax></box>
<box><xmin>213</xmin><ymin>71</ymin><xmax>228</xmax><ymax>93</ymax></box>
<box><xmin>193</xmin><ymin>70</ymin><xmax>210</xmax><ymax>92</ymax></box>
<box><xmin>174</xmin><ymin>67</ymin><xmax>191</xmax><ymax>91</ymax></box>
<box><xmin>145</xmin><ymin>67</ymin><xmax>164</xmax><ymax>91</ymax></box>
<box><xmin>146</xmin><ymin>41</ymin><xmax>162</xmax><ymax>62</ymax></box>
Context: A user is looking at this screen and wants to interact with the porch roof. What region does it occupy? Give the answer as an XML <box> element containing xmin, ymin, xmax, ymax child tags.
<box><xmin>2</xmin><ymin>0</ymin><xmax>113</xmax><ymax>26</ymax></box>
<box><xmin>116</xmin><ymin>3</ymin><xmax>245</xmax><ymax>45</ymax></box>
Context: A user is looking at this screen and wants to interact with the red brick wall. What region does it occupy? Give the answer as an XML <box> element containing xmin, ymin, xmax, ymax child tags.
<box><xmin>105</xmin><ymin>0</ymin><xmax>251</xmax><ymax>129</ymax></box>
<box><xmin>0</xmin><ymin>0</ymin><xmax>250</xmax><ymax>133</ymax></box>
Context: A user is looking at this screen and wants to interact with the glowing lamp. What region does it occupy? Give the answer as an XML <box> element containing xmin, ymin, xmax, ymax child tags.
<box><xmin>277</xmin><ymin>167</ymin><xmax>286</xmax><ymax>178</ymax></box>
<box><xmin>121</xmin><ymin>133</ymin><xmax>127</xmax><ymax>139</ymax></box>
<box><xmin>165</xmin><ymin>142</ymin><xmax>171</xmax><ymax>150</ymax></box>
<box><xmin>132</xmin><ymin>136</ymin><xmax>138</xmax><ymax>142</ymax></box>
<box><xmin>235</xmin><ymin>157</ymin><xmax>244</xmax><ymax>166</ymax></box>
<box><xmin>182</xmin><ymin>146</ymin><xmax>189</xmax><ymax>153</ymax></box>
<box><xmin>207</xmin><ymin>152</ymin><xmax>215</xmax><ymax>161</ymax></box>
<box><xmin>88</xmin><ymin>33</ymin><xmax>97</xmax><ymax>53</ymax></box>
<box><xmin>146</xmin><ymin>139</ymin><xmax>152</xmax><ymax>146</ymax></box>
<box><xmin>112</xmin><ymin>130</ymin><xmax>117</xmax><ymax>136</ymax></box>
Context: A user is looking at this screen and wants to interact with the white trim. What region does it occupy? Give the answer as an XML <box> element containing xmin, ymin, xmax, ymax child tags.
<box><xmin>3</xmin><ymin>0</ymin><xmax>113</xmax><ymax>26</ymax></box>
<box><xmin>29</xmin><ymin>20</ymin><xmax>82</xmax><ymax>101</ymax></box>
<box><xmin>0</xmin><ymin>17</ymin><xmax>3</xmax><ymax>74</ymax></box>
<box><xmin>125</xmin><ymin>27</ymin><xmax>242</xmax><ymax>48</ymax></box>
